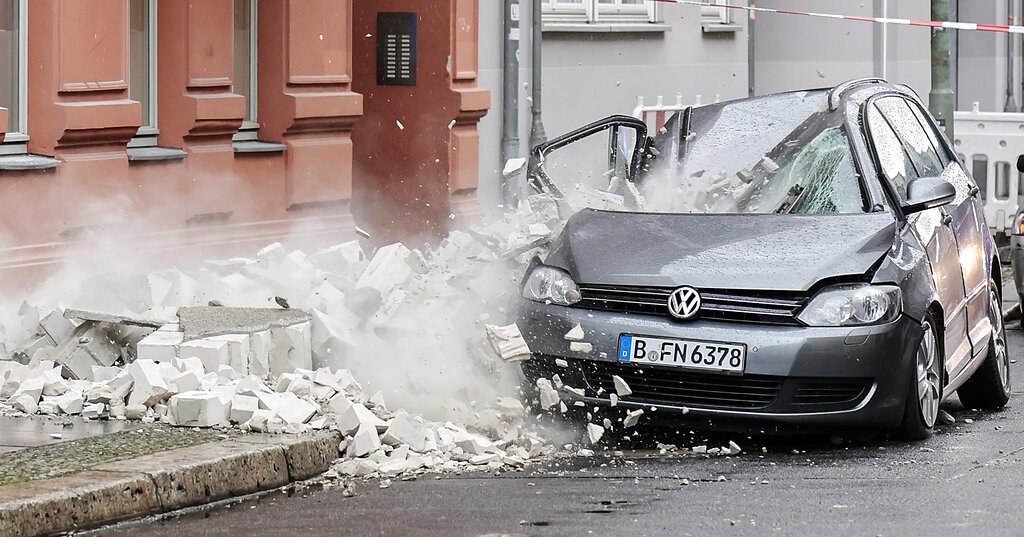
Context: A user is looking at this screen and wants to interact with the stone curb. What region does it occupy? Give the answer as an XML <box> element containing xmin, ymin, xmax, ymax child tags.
<box><xmin>0</xmin><ymin>430</ymin><xmax>341</xmax><ymax>537</ymax></box>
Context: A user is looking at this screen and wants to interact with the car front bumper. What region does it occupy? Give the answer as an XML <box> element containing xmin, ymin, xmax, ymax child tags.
<box><xmin>516</xmin><ymin>298</ymin><xmax>923</xmax><ymax>433</ymax></box>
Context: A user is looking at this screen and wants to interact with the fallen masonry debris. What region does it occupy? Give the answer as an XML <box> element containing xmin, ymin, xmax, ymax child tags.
<box><xmin>612</xmin><ymin>375</ymin><xmax>633</xmax><ymax>397</ymax></box>
<box><xmin>0</xmin><ymin>192</ymin><xmax>656</xmax><ymax>482</ymax></box>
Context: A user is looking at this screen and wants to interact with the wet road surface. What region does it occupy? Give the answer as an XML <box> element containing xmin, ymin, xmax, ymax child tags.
<box><xmin>94</xmin><ymin>326</ymin><xmax>1024</xmax><ymax>537</ymax></box>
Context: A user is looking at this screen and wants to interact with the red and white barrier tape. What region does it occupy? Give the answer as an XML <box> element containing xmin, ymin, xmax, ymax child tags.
<box><xmin>651</xmin><ymin>0</ymin><xmax>1024</xmax><ymax>34</ymax></box>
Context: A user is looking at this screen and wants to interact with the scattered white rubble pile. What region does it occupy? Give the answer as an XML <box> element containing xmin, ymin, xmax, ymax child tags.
<box><xmin>0</xmin><ymin>192</ymin><xmax>583</xmax><ymax>477</ymax></box>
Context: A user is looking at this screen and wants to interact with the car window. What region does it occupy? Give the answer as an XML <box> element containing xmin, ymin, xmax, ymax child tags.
<box><xmin>866</xmin><ymin>104</ymin><xmax>917</xmax><ymax>203</ymax></box>
<box><xmin>905</xmin><ymin>101</ymin><xmax>951</xmax><ymax>166</ymax></box>
<box><xmin>875</xmin><ymin>97</ymin><xmax>945</xmax><ymax>177</ymax></box>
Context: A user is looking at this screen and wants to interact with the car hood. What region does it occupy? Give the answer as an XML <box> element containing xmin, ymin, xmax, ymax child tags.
<box><xmin>543</xmin><ymin>210</ymin><xmax>897</xmax><ymax>291</ymax></box>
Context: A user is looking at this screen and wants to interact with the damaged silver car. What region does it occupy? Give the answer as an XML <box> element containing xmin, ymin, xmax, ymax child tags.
<box><xmin>517</xmin><ymin>79</ymin><xmax>1009</xmax><ymax>439</ymax></box>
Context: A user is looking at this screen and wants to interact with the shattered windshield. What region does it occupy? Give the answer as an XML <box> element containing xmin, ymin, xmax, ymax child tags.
<box><xmin>552</xmin><ymin>91</ymin><xmax>867</xmax><ymax>215</ymax></box>
<box><xmin>642</xmin><ymin>91</ymin><xmax>865</xmax><ymax>214</ymax></box>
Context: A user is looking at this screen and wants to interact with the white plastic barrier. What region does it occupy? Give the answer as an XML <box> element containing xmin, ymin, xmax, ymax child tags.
<box><xmin>953</xmin><ymin>103</ymin><xmax>1024</xmax><ymax>237</ymax></box>
<box><xmin>632</xmin><ymin>93</ymin><xmax>720</xmax><ymax>133</ymax></box>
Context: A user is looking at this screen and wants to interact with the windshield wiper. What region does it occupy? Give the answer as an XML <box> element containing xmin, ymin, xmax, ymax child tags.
<box><xmin>773</xmin><ymin>184</ymin><xmax>806</xmax><ymax>214</ymax></box>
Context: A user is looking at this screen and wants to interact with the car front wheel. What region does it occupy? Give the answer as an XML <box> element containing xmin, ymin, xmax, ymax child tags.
<box><xmin>957</xmin><ymin>280</ymin><xmax>1011</xmax><ymax>410</ymax></box>
<box><xmin>894</xmin><ymin>317</ymin><xmax>942</xmax><ymax>441</ymax></box>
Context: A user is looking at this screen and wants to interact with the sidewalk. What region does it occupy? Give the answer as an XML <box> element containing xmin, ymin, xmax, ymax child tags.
<box><xmin>0</xmin><ymin>418</ymin><xmax>340</xmax><ymax>537</ymax></box>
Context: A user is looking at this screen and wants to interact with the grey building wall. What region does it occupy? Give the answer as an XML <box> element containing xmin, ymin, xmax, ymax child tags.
<box><xmin>752</xmin><ymin>0</ymin><xmax>930</xmax><ymax>100</ymax></box>
<box><xmin>476</xmin><ymin>1</ymin><xmax>749</xmax><ymax>209</ymax></box>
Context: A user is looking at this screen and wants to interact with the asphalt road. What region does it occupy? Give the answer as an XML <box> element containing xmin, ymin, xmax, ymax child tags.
<box><xmin>94</xmin><ymin>321</ymin><xmax>1024</xmax><ymax>537</ymax></box>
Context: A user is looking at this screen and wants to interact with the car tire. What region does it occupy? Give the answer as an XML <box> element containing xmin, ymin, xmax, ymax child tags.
<box><xmin>957</xmin><ymin>280</ymin><xmax>1011</xmax><ymax>410</ymax></box>
<box><xmin>894</xmin><ymin>316</ymin><xmax>942</xmax><ymax>441</ymax></box>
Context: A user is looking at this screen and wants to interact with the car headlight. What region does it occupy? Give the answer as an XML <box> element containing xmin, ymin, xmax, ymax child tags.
<box><xmin>522</xmin><ymin>265</ymin><xmax>582</xmax><ymax>306</ymax></box>
<box><xmin>797</xmin><ymin>284</ymin><xmax>902</xmax><ymax>326</ymax></box>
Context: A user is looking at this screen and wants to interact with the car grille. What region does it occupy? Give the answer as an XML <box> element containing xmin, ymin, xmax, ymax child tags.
<box><xmin>582</xmin><ymin>361</ymin><xmax>782</xmax><ymax>410</ymax></box>
<box><xmin>576</xmin><ymin>285</ymin><xmax>806</xmax><ymax>325</ymax></box>
<box><xmin>521</xmin><ymin>357</ymin><xmax>874</xmax><ymax>414</ymax></box>
<box><xmin>793</xmin><ymin>380</ymin><xmax>871</xmax><ymax>406</ymax></box>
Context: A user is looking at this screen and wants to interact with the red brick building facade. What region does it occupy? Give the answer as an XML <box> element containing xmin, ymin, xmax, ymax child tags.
<box><xmin>0</xmin><ymin>0</ymin><xmax>488</xmax><ymax>282</ymax></box>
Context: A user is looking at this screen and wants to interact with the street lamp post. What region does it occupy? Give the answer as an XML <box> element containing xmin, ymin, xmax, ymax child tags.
<box><xmin>529</xmin><ymin>0</ymin><xmax>547</xmax><ymax>149</ymax></box>
<box><xmin>929</xmin><ymin>0</ymin><xmax>955</xmax><ymax>140</ymax></box>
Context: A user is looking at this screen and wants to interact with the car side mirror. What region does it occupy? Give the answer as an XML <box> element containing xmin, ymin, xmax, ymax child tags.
<box><xmin>903</xmin><ymin>176</ymin><xmax>957</xmax><ymax>214</ymax></box>
<box><xmin>1017</xmin><ymin>154</ymin><xmax>1024</xmax><ymax>174</ymax></box>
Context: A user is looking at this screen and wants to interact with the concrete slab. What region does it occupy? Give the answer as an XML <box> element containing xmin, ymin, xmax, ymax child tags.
<box><xmin>177</xmin><ymin>307</ymin><xmax>309</xmax><ymax>341</ymax></box>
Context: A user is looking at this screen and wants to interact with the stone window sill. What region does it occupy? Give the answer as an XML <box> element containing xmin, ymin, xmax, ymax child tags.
<box><xmin>233</xmin><ymin>141</ymin><xmax>287</xmax><ymax>153</ymax></box>
<box><xmin>702</xmin><ymin>23</ymin><xmax>742</xmax><ymax>33</ymax></box>
<box><xmin>543</xmin><ymin>22</ymin><xmax>670</xmax><ymax>33</ymax></box>
<box><xmin>0</xmin><ymin>153</ymin><xmax>61</xmax><ymax>171</ymax></box>
<box><xmin>128</xmin><ymin>146</ymin><xmax>188</xmax><ymax>162</ymax></box>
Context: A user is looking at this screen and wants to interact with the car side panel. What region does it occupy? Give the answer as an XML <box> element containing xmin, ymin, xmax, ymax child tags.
<box><xmin>941</xmin><ymin>152</ymin><xmax>993</xmax><ymax>367</ymax></box>
<box><xmin>909</xmin><ymin>208</ymin><xmax>972</xmax><ymax>377</ymax></box>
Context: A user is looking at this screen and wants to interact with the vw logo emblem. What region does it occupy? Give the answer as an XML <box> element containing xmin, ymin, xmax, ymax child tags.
<box><xmin>668</xmin><ymin>286</ymin><xmax>701</xmax><ymax>320</ymax></box>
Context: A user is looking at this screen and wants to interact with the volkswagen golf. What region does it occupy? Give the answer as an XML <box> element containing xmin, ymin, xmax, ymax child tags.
<box><xmin>516</xmin><ymin>79</ymin><xmax>1010</xmax><ymax>439</ymax></box>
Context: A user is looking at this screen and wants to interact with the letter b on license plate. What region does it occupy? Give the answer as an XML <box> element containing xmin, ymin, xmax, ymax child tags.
<box><xmin>618</xmin><ymin>334</ymin><xmax>746</xmax><ymax>373</ymax></box>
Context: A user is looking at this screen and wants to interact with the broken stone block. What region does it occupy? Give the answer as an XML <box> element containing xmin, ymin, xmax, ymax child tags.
<box><xmin>564</xmin><ymin>324</ymin><xmax>585</xmax><ymax>341</ymax></box>
<box><xmin>309</xmin><ymin>309</ymin><xmax>355</xmax><ymax>368</ymax></box>
<box><xmin>623</xmin><ymin>409</ymin><xmax>644</xmax><ymax>428</ymax></box>
<box><xmin>569</xmin><ymin>342</ymin><xmax>593</xmax><ymax>353</ymax></box>
<box><xmin>125</xmin><ymin>404</ymin><xmax>147</xmax><ymax>420</ymax></box>
<box><xmin>367</xmin><ymin>288</ymin><xmax>410</xmax><ymax>330</ymax></box>
<box><xmin>91</xmin><ymin>366</ymin><xmax>121</xmax><ymax>383</ymax></box>
<box><xmin>354</xmin><ymin>243</ymin><xmax>414</xmax><ymax>299</ymax></box>
<box><xmin>230</xmin><ymin>394</ymin><xmax>260</xmax><ymax>423</ymax></box>
<box><xmin>269</xmin><ymin>321</ymin><xmax>312</xmax><ymax>378</ymax></box>
<box><xmin>81</xmin><ymin>402</ymin><xmax>105</xmax><ymax>419</ymax></box>
<box><xmin>38</xmin><ymin>397</ymin><xmax>60</xmax><ymax>415</ymax></box>
<box><xmin>326</xmin><ymin>392</ymin><xmax>353</xmax><ymax>415</ymax></box>
<box><xmin>610</xmin><ymin>393</ymin><xmax>619</xmax><ymax>407</ymax></box>
<box><xmin>274</xmin><ymin>392</ymin><xmax>317</xmax><ymax>425</ymax></box>
<box><xmin>136</xmin><ymin>330</ymin><xmax>184</xmax><ymax>363</ymax></box>
<box><xmin>338</xmin><ymin>401</ymin><xmax>387</xmax><ymax>435</ymax></box>
<box><xmin>248</xmin><ymin>330</ymin><xmax>272</xmax><ymax>378</ymax></box>
<box><xmin>41</xmin><ymin>366</ymin><xmax>69</xmax><ymax>396</ymax></box>
<box><xmin>56</xmin><ymin>391</ymin><xmax>84</xmax><ymax>414</ymax></box>
<box><xmin>169</xmin><ymin>391</ymin><xmax>230</xmax><ymax>427</ymax></box>
<box><xmin>347</xmin><ymin>422</ymin><xmax>382</xmax><ymax>458</ymax></box>
<box><xmin>50</xmin><ymin>322</ymin><xmax>123</xmax><ymax>380</ymax></box>
<box><xmin>309</xmin><ymin>241</ymin><xmax>364</xmax><ymax>275</ymax></box>
<box><xmin>9</xmin><ymin>375</ymin><xmax>44</xmax><ymax>405</ymax></box>
<box><xmin>168</xmin><ymin>369</ymin><xmax>200</xmax><ymax>393</ymax></box>
<box><xmin>244</xmin><ymin>408</ymin><xmax>277</xmax><ymax>432</ymax></box>
<box><xmin>381</xmin><ymin>411</ymin><xmax>430</xmax><ymax>452</ymax></box>
<box><xmin>124</xmin><ymin>360</ymin><xmax>173</xmax><ymax>407</ymax></box>
<box><xmin>453</xmin><ymin>429</ymin><xmax>495</xmax><ymax>455</ymax></box>
<box><xmin>536</xmin><ymin>378</ymin><xmax>560</xmax><ymax>410</ymax></box>
<box><xmin>176</xmin><ymin>306</ymin><xmax>309</xmax><ymax>341</ymax></box>
<box><xmin>587</xmin><ymin>423</ymin><xmax>605</xmax><ymax>444</ymax></box>
<box><xmin>612</xmin><ymin>375</ymin><xmax>632</xmax><ymax>397</ymax></box>
<box><xmin>178</xmin><ymin>338</ymin><xmax>230</xmax><ymax>374</ymax></box>
<box><xmin>39</xmin><ymin>309</ymin><xmax>75</xmax><ymax>345</ymax></box>
<box><xmin>208</xmin><ymin>333</ymin><xmax>251</xmax><ymax>376</ymax></box>
<box><xmin>484</xmin><ymin>323</ymin><xmax>531</xmax><ymax>362</ymax></box>
<box><xmin>11</xmin><ymin>393</ymin><xmax>38</xmax><ymax>414</ymax></box>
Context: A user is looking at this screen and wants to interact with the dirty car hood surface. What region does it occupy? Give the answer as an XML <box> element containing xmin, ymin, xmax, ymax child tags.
<box><xmin>543</xmin><ymin>209</ymin><xmax>897</xmax><ymax>291</ymax></box>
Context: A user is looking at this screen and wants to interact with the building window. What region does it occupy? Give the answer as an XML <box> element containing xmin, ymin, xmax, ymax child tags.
<box><xmin>129</xmin><ymin>0</ymin><xmax>157</xmax><ymax>147</ymax></box>
<box><xmin>701</xmin><ymin>1</ymin><xmax>730</xmax><ymax>24</ymax></box>
<box><xmin>0</xmin><ymin>0</ymin><xmax>27</xmax><ymax>154</ymax></box>
<box><xmin>542</xmin><ymin>0</ymin><xmax>658</xmax><ymax>24</ymax></box>
<box><xmin>233</xmin><ymin>0</ymin><xmax>258</xmax><ymax>142</ymax></box>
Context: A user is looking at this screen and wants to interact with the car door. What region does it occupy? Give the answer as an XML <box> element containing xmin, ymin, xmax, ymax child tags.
<box><xmin>903</xmin><ymin>101</ymin><xmax>992</xmax><ymax>359</ymax></box>
<box><xmin>866</xmin><ymin>99</ymin><xmax>973</xmax><ymax>378</ymax></box>
<box><xmin>875</xmin><ymin>97</ymin><xmax>991</xmax><ymax>373</ymax></box>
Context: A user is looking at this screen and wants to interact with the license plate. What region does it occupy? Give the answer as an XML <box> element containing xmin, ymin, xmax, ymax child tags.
<box><xmin>617</xmin><ymin>334</ymin><xmax>746</xmax><ymax>373</ymax></box>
